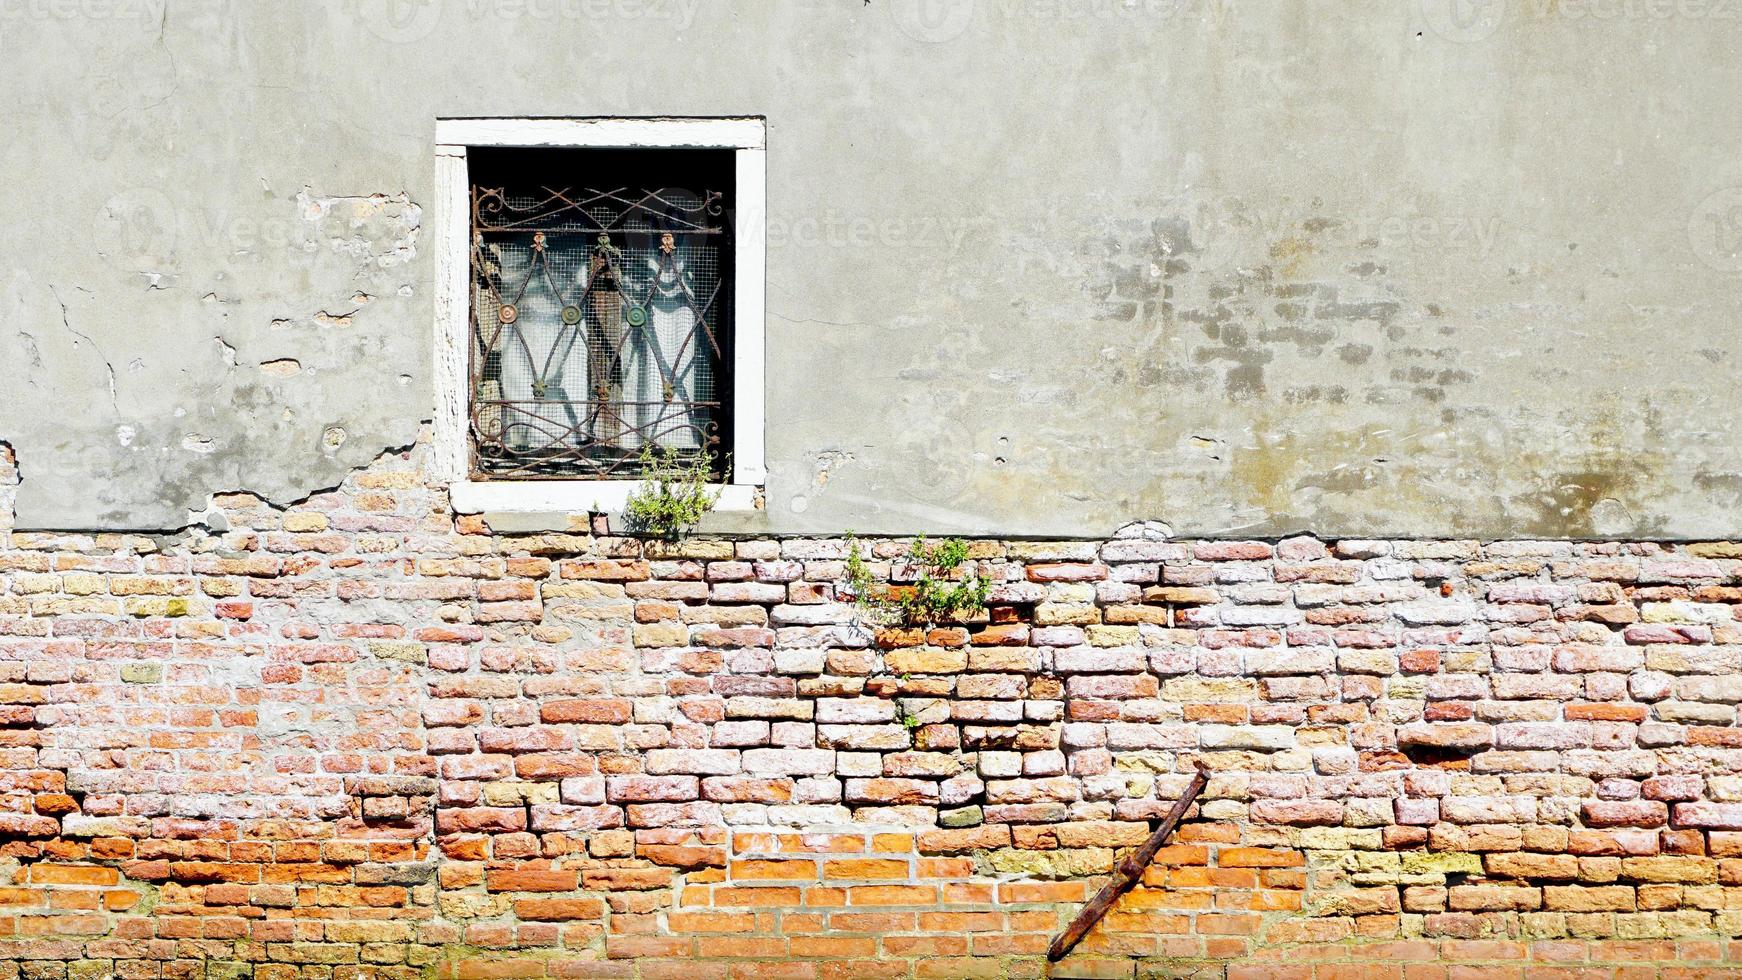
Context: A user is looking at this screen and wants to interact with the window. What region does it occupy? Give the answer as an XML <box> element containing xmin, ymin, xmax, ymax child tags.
<box><xmin>433</xmin><ymin>118</ymin><xmax>765</xmax><ymax>513</ymax></box>
<box><xmin>469</xmin><ymin>147</ymin><xmax>733</xmax><ymax>479</ymax></box>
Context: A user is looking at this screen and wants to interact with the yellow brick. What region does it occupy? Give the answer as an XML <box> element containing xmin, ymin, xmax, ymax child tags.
<box><xmin>367</xmin><ymin>641</ymin><xmax>426</xmax><ymax>664</ymax></box>
<box><xmin>644</xmin><ymin>540</ymin><xmax>736</xmax><ymax>560</ymax></box>
<box><xmin>356</xmin><ymin>471</ymin><xmax>422</xmax><ymax>489</ymax></box>
<box><xmin>1162</xmin><ymin>677</ymin><xmax>1257</xmax><ymax>702</ymax></box>
<box><xmin>124</xmin><ymin>597</ymin><xmax>198</xmax><ymax>618</ymax></box>
<box><xmin>1084</xmin><ymin>625</ymin><xmax>1140</xmax><ymax>647</ymax></box>
<box><xmin>60</xmin><ymin>573</ymin><xmax>102</xmax><ymax>595</ymax></box>
<box><xmin>1035</xmin><ymin>603</ymin><xmax>1099</xmax><ymax>626</ymax></box>
<box><xmin>11</xmin><ymin>573</ymin><xmax>58</xmax><ymax>594</ymax></box>
<box><xmin>110</xmin><ymin>576</ymin><xmax>190</xmax><ymax>596</ymax></box>
<box><xmin>633</xmin><ymin>623</ymin><xmax>689</xmax><ymax>647</ymax></box>
<box><xmin>282</xmin><ymin>512</ymin><xmax>330</xmax><ymax>532</ymax></box>
<box><xmin>1621</xmin><ymin>856</ymin><xmax>1718</xmax><ymax>884</ymax></box>
<box><xmin>1687</xmin><ymin>542</ymin><xmax>1742</xmax><ymax>559</ymax></box>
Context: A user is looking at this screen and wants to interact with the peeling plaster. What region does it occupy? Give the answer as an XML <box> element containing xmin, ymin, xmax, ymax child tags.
<box><xmin>789</xmin><ymin>450</ymin><xmax>854</xmax><ymax>514</ymax></box>
<box><xmin>295</xmin><ymin>189</ymin><xmax>422</xmax><ymax>268</ymax></box>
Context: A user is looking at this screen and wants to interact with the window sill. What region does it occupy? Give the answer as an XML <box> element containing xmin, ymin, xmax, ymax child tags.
<box><xmin>448</xmin><ymin>479</ymin><xmax>761</xmax><ymax>515</ymax></box>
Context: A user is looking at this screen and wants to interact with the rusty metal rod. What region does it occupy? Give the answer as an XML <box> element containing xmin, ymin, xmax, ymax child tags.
<box><xmin>1046</xmin><ymin>762</ymin><xmax>1210</xmax><ymax>963</ymax></box>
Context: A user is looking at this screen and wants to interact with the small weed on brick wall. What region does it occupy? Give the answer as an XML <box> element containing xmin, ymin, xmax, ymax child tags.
<box><xmin>623</xmin><ymin>445</ymin><xmax>724</xmax><ymax>539</ymax></box>
<box><xmin>844</xmin><ymin>533</ymin><xmax>992</xmax><ymax>630</ymax></box>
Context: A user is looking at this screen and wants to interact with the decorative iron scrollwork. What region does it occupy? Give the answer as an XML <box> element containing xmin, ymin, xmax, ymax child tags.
<box><xmin>467</xmin><ymin>181</ymin><xmax>728</xmax><ymax>480</ymax></box>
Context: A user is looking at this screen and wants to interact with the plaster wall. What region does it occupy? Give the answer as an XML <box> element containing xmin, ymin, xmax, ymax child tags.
<box><xmin>2</xmin><ymin>1</ymin><xmax>1740</xmax><ymax>536</ymax></box>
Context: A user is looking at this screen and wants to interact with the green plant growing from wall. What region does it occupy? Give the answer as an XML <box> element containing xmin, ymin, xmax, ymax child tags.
<box><xmin>623</xmin><ymin>446</ymin><xmax>723</xmax><ymax>539</ymax></box>
<box><xmin>844</xmin><ymin>533</ymin><xmax>991</xmax><ymax>628</ymax></box>
<box><xmin>894</xmin><ymin>699</ymin><xmax>923</xmax><ymax>731</ymax></box>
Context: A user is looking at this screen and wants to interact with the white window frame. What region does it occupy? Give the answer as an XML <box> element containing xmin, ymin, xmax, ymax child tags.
<box><xmin>432</xmin><ymin>117</ymin><xmax>766</xmax><ymax>513</ymax></box>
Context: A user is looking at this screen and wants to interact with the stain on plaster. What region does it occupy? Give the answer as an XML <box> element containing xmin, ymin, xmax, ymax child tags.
<box><xmin>899</xmin><ymin>190</ymin><xmax>1714</xmax><ymax>540</ymax></box>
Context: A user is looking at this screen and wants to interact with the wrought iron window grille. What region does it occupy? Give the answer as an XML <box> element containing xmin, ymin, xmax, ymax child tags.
<box><xmin>468</xmin><ymin>181</ymin><xmax>730</xmax><ymax>480</ymax></box>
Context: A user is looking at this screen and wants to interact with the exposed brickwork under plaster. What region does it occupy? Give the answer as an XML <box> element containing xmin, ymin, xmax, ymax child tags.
<box><xmin>3</xmin><ymin>439</ymin><xmax>1742</xmax><ymax>977</ymax></box>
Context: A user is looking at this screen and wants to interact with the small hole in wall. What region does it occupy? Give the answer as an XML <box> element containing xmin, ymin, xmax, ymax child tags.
<box><xmin>1399</xmin><ymin>743</ymin><xmax>1478</xmax><ymax>766</ymax></box>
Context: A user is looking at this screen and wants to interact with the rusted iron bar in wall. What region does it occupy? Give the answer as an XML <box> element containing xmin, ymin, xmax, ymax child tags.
<box><xmin>1046</xmin><ymin>762</ymin><xmax>1211</xmax><ymax>963</ymax></box>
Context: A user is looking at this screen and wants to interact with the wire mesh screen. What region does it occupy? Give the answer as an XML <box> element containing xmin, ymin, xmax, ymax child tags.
<box><xmin>469</xmin><ymin>161</ymin><xmax>730</xmax><ymax>480</ymax></box>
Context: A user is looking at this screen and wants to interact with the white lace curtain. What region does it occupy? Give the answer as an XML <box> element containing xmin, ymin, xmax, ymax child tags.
<box><xmin>481</xmin><ymin>237</ymin><xmax>706</xmax><ymax>457</ymax></box>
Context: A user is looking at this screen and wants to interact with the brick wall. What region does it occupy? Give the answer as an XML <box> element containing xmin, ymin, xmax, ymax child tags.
<box><xmin>4</xmin><ymin>437</ymin><xmax>1742</xmax><ymax>978</ymax></box>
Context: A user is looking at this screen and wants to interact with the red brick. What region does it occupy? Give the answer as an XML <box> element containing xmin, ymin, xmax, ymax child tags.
<box><xmin>486</xmin><ymin>869</ymin><xmax>579</xmax><ymax>893</ymax></box>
